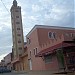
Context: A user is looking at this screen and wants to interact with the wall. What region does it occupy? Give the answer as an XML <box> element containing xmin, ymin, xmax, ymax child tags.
<box><xmin>4</xmin><ymin>53</ymin><xmax>12</xmax><ymax>65</ymax></box>
<box><xmin>26</xmin><ymin>25</ymin><xmax>75</xmax><ymax>71</ymax></box>
<box><xmin>26</xmin><ymin>29</ymin><xmax>45</xmax><ymax>70</ymax></box>
<box><xmin>37</xmin><ymin>28</ymin><xmax>75</xmax><ymax>51</ymax></box>
<box><xmin>45</xmin><ymin>54</ymin><xmax>59</xmax><ymax>70</ymax></box>
<box><xmin>4</xmin><ymin>53</ymin><xmax>12</xmax><ymax>70</ymax></box>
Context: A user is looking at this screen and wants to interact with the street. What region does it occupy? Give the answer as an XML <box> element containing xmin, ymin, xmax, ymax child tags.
<box><xmin>0</xmin><ymin>72</ymin><xmax>74</xmax><ymax>75</ymax></box>
<box><xmin>0</xmin><ymin>72</ymin><xmax>29</xmax><ymax>75</ymax></box>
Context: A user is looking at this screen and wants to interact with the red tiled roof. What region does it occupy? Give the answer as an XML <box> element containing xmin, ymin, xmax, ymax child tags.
<box><xmin>36</xmin><ymin>41</ymin><xmax>75</xmax><ymax>57</ymax></box>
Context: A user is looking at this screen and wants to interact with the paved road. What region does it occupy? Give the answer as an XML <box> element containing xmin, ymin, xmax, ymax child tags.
<box><xmin>0</xmin><ymin>72</ymin><xmax>29</xmax><ymax>75</ymax></box>
<box><xmin>0</xmin><ymin>72</ymin><xmax>74</xmax><ymax>75</ymax></box>
<box><xmin>0</xmin><ymin>72</ymin><xmax>51</xmax><ymax>75</ymax></box>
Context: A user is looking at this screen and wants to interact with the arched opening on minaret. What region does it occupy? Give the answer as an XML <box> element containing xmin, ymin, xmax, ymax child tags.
<box><xmin>13</xmin><ymin>0</ymin><xmax>17</xmax><ymax>7</ymax></box>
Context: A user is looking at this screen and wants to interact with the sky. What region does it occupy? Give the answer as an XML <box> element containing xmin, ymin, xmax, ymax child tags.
<box><xmin>0</xmin><ymin>0</ymin><xmax>74</xmax><ymax>61</ymax></box>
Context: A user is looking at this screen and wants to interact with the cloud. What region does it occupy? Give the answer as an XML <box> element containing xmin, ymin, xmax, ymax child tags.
<box><xmin>39</xmin><ymin>0</ymin><xmax>52</xmax><ymax>5</ymax></box>
<box><xmin>32</xmin><ymin>4</ymin><xmax>40</xmax><ymax>12</ymax></box>
<box><xmin>0</xmin><ymin>26</ymin><xmax>12</xmax><ymax>56</ymax></box>
<box><xmin>0</xmin><ymin>27</ymin><xmax>3</xmax><ymax>32</ymax></box>
<box><xmin>43</xmin><ymin>0</ymin><xmax>74</xmax><ymax>27</ymax></box>
<box><xmin>30</xmin><ymin>16</ymin><xmax>36</xmax><ymax>21</ymax></box>
<box><xmin>44</xmin><ymin>11</ymin><xmax>74</xmax><ymax>27</ymax></box>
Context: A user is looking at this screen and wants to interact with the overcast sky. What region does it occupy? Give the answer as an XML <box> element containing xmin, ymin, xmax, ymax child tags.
<box><xmin>0</xmin><ymin>0</ymin><xmax>74</xmax><ymax>61</ymax></box>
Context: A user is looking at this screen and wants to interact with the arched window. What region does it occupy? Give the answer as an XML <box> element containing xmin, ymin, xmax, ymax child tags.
<box><xmin>48</xmin><ymin>32</ymin><xmax>56</xmax><ymax>39</ymax></box>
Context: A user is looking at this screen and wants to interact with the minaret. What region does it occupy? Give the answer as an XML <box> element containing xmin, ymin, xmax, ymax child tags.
<box><xmin>10</xmin><ymin>0</ymin><xmax>24</xmax><ymax>60</ymax></box>
<box><xmin>13</xmin><ymin>0</ymin><xmax>17</xmax><ymax>7</ymax></box>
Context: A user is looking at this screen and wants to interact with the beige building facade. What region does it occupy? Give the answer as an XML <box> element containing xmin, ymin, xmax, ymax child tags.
<box><xmin>10</xmin><ymin>0</ymin><xmax>24</xmax><ymax>71</ymax></box>
<box><xmin>10</xmin><ymin>0</ymin><xmax>24</xmax><ymax>59</ymax></box>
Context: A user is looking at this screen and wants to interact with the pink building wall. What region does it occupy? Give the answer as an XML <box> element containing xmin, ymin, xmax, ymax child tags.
<box><xmin>26</xmin><ymin>28</ymin><xmax>45</xmax><ymax>70</ymax></box>
<box><xmin>45</xmin><ymin>55</ymin><xmax>59</xmax><ymax>70</ymax></box>
<box><xmin>26</xmin><ymin>25</ymin><xmax>75</xmax><ymax>70</ymax></box>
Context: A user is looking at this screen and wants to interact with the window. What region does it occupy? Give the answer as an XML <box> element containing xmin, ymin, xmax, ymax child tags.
<box><xmin>34</xmin><ymin>48</ymin><xmax>38</xmax><ymax>55</ymax></box>
<box><xmin>48</xmin><ymin>32</ymin><xmax>56</xmax><ymax>39</ymax></box>
<box><xmin>66</xmin><ymin>53</ymin><xmax>75</xmax><ymax>65</ymax></box>
<box><xmin>17</xmin><ymin>34</ymin><xmax>21</xmax><ymax>36</ymax></box>
<box><xmin>27</xmin><ymin>38</ymin><xmax>31</xmax><ymax>44</ymax></box>
<box><xmin>11</xmin><ymin>16</ymin><xmax>13</xmax><ymax>19</ymax></box>
<box><xmin>44</xmin><ymin>54</ymin><xmax>52</xmax><ymax>63</ymax></box>
<box><xmin>34</xmin><ymin>49</ymin><xmax>35</xmax><ymax>55</ymax></box>
<box><xmin>15</xmin><ymin>10</ymin><xmax>19</xmax><ymax>12</ymax></box>
<box><xmin>16</xmin><ymin>16</ymin><xmax>19</xmax><ymax>18</ymax></box>
<box><xmin>16</xmin><ymin>22</ymin><xmax>20</xmax><ymax>24</ymax></box>
<box><xmin>12</xmin><ymin>23</ymin><xmax>13</xmax><ymax>25</ymax></box>
<box><xmin>19</xmin><ymin>54</ymin><xmax>22</xmax><ymax>56</ymax></box>
<box><xmin>48</xmin><ymin>32</ymin><xmax>52</xmax><ymax>38</ymax></box>
<box><xmin>18</xmin><ymin>40</ymin><xmax>21</xmax><ymax>43</ymax></box>
<box><xmin>18</xmin><ymin>47</ymin><xmax>22</xmax><ymax>50</ymax></box>
<box><xmin>71</xmin><ymin>33</ymin><xmax>73</xmax><ymax>37</ymax></box>
<box><xmin>13</xmin><ymin>34</ymin><xmax>14</xmax><ymax>37</ymax></box>
<box><xmin>30</xmin><ymin>51</ymin><xmax>31</xmax><ymax>57</ymax></box>
<box><xmin>11</xmin><ymin>13</ymin><xmax>13</xmax><ymax>19</ymax></box>
<box><xmin>65</xmin><ymin>33</ymin><xmax>69</xmax><ymax>37</ymax></box>
<box><xmin>17</xmin><ymin>28</ymin><xmax>20</xmax><ymax>30</ymax></box>
<box><xmin>53</xmin><ymin>32</ymin><xmax>56</xmax><ymax>38</ymax></box>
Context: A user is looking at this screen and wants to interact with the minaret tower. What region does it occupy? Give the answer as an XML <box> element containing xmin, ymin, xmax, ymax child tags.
<box><xmin>10</xmin><ymin>0</ymin><xmax>24</xmax><ymax>60</ymax></box>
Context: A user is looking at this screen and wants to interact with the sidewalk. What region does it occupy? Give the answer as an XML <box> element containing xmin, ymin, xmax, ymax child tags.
<box><xmin>28</xmin><ymin>70</ymin><xmax>75</xmax><ymax>75</ymax></box>
<box><xmin>11</xmin><ymin>70</ymin><xmax>75</xmax><ymax>75</ymax></box>
<box><xmin>11</xmin><ymin>70</ymin><xmax>28</xmax><ymax>74</ymax></box>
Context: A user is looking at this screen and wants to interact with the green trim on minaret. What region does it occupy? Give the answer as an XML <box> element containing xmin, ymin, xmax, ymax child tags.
<box><xmin>13</xmin><ymin>0</ymin><xmax>17</xmax><ymax>7</ymax></box>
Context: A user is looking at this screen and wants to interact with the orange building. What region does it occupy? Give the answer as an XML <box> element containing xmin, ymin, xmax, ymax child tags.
<box><xmin>12</xmin><ymin>43</ymin><xmax>29</xmax><ymax>71</ymax></box>
<box><xmin>20</xmin><ymin>42</ymin><xmax>29</xmax><ymax>71</ymax></box>
<box><xmin>26</xmin><ymin>25</ymin><xmax>75</xmax><ymax>71</ymax></box>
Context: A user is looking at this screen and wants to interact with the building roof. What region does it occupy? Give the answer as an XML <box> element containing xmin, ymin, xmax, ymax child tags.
<box><xmin>36</xmin><ymin>41</ymin><xmax>75</xmax><ymax>57</ymax></box>
<box><xmin>26</xmin><ymin>25</ymin><xmax>75</xmax><ymax>37</ymax></box>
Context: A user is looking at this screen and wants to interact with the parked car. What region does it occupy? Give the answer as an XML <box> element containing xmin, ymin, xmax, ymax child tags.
<box><xmin>0</xmin><ymin>66</ymin><xmax>11</xmax><ymax>73</ymax></box>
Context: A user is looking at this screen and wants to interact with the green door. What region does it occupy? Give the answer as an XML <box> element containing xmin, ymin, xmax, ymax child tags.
<box><xmin>56</xmin><ymin>49</ymin><xmax>65</xmax><ymax>69</ymax></box>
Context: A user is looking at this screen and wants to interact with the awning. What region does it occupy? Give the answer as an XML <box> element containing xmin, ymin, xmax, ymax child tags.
<box><xmin>36</xmin><ymin>41</ymin><xmax>75</xmax><ymax>57</ymax></box>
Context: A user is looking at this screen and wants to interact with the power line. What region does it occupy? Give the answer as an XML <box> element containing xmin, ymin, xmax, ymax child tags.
<box><xmin>0</xmin><ymin>0</ymin><xmax>10</xmax><ymax>15</ymax></box>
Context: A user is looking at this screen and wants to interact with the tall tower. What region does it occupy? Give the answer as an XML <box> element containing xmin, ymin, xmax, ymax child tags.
<box><xmin>10</xmin><ymin>0</ymin><xmax>24</xmax><ymax>60</ymax></box>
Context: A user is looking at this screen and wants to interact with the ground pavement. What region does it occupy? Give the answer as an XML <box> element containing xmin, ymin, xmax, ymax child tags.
<box><xmin>0</xmin><ymin>71</ymin><xmax>74</xmax><ymax>75</ymax></box>
<box><xmin>0</xmin><ymin>72</ymin><xmax>29</xmax><ymax>75</ymax></box>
